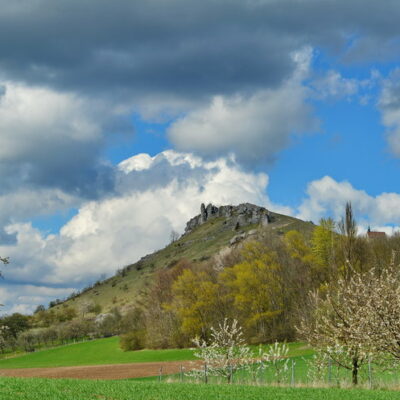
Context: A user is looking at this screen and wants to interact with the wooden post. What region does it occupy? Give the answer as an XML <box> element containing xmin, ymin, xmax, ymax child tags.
<box><xmin>368</xmin><ymin>357</ymin><xmax>372</xmax><ymax>389</ymax></box>
<box><xmin>204</xmin><ymin>362</ymin><xmax>208</xmax><ymax>384</ymax></box>
<box><xmin>180</xmin><ymin>364</ymin><xmax>184</xmax><ymax>383</ymax></box>
<box><xmin>328</xmin><ymin>358</ymin><xmax>332</xmax><ymax>385</ymax></box>
<box><xmin>159</xmin><ymin>366</ymin><xmax>163</xmax><ymax>382</ymax></box>
<box><xmin>291</xmin><ymin>359</ymin><xmax>295</xmax><ymax>386</ymax></box>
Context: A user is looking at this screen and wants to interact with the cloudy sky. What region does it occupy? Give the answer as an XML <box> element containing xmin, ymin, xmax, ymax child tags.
<box><xmin>1</xmin><ymin>0</ymin><xmax>400</xmax><ymax>313</ymax></box>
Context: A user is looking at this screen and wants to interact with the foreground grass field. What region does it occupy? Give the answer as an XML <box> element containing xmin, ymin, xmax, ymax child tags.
<box><xmin>1</xmin><ymin>378</ymin><xmax>400</xmax><ymax>400</ymax></box>
<box><xmin>0</xmin><ymin>337</ymin><xmax>312</xmax><ymax>369</ymax></box>
<box><xmin>0</xmin><ymin>337</ymin><xmax>196</xmax><ymax>368</ymax></box>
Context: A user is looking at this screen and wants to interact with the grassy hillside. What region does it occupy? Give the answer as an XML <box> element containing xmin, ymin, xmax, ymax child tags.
<box><xmin>51</xmin><ymin>208</ymin><xmax>315</xmax><ymax>314</ymax></box>
<box><xmin>0</xmin><ymin>338</ymin><xmax>312</xmax><ymax>369</ymax></box>
<box><xmin>1</xmin><ymin>378</ymin><xmax>399</xmax><ymax>400</ymax></box>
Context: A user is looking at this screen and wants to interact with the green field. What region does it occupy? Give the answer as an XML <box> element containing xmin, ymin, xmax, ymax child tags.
<box><xmin>1</xmin><ymin>378</ymin><xmax>399</xmax><ymax>400</ymax></box>
<box><xmin>0</xmin><ymin>338</ymin><xmax>313</xmax><ymax>369</ymax></box>
<box><xmin>0</xmin><ymin>337</ymin><xmax>196</xmax><ymax>368</ymax></box>
<box><xmin>2</xmin><ymin>339</ymin><xmax>396</xmax><ymax>388</ymax></box>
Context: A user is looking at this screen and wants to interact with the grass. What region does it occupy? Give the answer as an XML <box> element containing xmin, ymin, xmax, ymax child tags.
<box><xmin>1</xmin><ymin>378</ymin><xmax>400</xmax><ymax>400</ymax></box>
<box><xmin>0</xmin><ymin>337</ymin><xmax>196</xmax><ymax>368</ymax></box>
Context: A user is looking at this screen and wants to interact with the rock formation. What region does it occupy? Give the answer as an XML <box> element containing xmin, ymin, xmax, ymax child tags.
<box><xmin>184</xmin><ymin>202</ymin><xmax>271</xmax><ymax>234</ymax></box>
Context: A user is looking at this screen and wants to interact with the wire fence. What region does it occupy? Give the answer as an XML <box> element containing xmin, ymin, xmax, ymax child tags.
<box><xmin>155</xmin><ymin>358</ymin><xmax>400</xmax><ymax>390</ymax></box>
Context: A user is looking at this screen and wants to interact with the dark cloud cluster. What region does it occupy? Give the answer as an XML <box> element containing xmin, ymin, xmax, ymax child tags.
<box><xmin>1</xmin><ymin>0</ymin><xmax>400</xmax><ymax>99</ymax></box>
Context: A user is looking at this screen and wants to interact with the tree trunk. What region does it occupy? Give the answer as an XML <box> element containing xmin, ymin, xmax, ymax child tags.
<box><xmin>227</xmin><ymin>365</ymin><xmax>233</xmax><ymax>384</ymax></box>
<box><xmin>352</xmin><ymin>358</ymin><xmax>358</xmax><ymax>385</ymax></box>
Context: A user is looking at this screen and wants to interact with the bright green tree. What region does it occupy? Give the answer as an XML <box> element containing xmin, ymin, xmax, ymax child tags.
<box><xmin>221</xmin><ymin>242</ymin><xmax>283</xmax><ymax>342</ymax></box>
<box><xmin>311</xmin><ymin>218</ymin><xmax>337</xmax><ymax>284</ymax></box>
<box><xmin>171</xmin><ymin>267</ymin><xmax>222</xmax><ymax>339</ymax></box>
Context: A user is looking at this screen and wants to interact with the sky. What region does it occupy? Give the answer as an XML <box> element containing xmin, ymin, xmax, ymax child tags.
<box><xmin>1</xmin><ymin>0</ymin><xmax>400</xmax><ymax>314</ymax></box>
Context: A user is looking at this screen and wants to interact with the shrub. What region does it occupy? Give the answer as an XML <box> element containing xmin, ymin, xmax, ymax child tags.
<box><xmin>120</xmin><ymin>330</ymin><xmax>146</xmax><ymax>351</ymax></box>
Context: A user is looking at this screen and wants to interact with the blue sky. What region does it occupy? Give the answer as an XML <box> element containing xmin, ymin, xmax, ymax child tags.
<box><xmin>2</xmin><ymin>0</ymin><xmax>400</xmax><ymax>313</ymax></box>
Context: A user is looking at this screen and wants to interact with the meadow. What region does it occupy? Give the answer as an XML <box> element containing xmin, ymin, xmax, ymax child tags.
<box><xmin>1</xmin><ymin>378</ymin><xmax>400</xmax><ymax>400</ymax></box>
<box><xmin>0</xmin><ymin>337</ymin><xmax>196</xmax><ymax>368</ymax></box>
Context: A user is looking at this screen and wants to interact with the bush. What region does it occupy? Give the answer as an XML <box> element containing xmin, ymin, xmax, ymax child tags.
<box><xmin>120</xmin><ymin>330</ymin><xmax>146</xmax><ymax>351</ymax></box>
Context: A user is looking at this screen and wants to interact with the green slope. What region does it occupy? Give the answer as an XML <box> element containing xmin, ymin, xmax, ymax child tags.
<box><xmin>0</xmin><ymin>337</ymin><xmax>195</xmax><ymax>368</ymax></box>
<box><xmin>0</xmin><ymin>339</ymin><xmax>312</xmax><ymax>369</ymax></box>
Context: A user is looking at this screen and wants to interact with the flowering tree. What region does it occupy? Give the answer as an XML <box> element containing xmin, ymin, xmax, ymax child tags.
<box><xmin>299</xmin><ymin>263</ymin><xmax>400</xmax><ymax>385</ymax></box>
<box><xmin>192</xmin><ymin>318</ymin><xmax>251</xmax><ymax>383</ymax></box>
<box><xmin>298</xmin><ymin>277</ymin><xmax>371</xmax><ymax>385</ymax></box>
<box><xmin>257</xmin><ymin>342</ymin><xmax>289</xmax><ymax>384</ymax></box>
<box><xmin>360</xmin><ymin>263</ymin><xmax>400</xmax><ymax>361</ymax></box>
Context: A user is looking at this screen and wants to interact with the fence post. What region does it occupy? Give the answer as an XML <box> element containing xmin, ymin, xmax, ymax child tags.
<box><xmin>291</xmin><ymin>359</ymin><xmax>296</xmax><ymax>386</ymax></box>
<box><xmin>204</xmin><ymin>363</ymin><xmax>208</xmax><ymax>384</ymax></box>
<box><xmin>328</xmin><ymin>358</ymin><xmax>332</xmax><ymax>385</ymax></box>
<box><xmin>180</xmin><ymin>364</ymin><xmax>184</xmax><ymax>383</ymax></box>
<box><xmin>265</xmin><ymin>362</ymin><xmax>268</xmax><ymax>386</ymax></box>
<box><xmin>159</xmin><ymin>366</ymin><xmax>163</xmax><ymax>383</ymax></box>
<box><xmin>368</xmin><ymin>357</ymin><xmax>372</xmax><ymax>389</ymax></box>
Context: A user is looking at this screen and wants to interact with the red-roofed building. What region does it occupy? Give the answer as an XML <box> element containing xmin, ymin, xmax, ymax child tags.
<box><xmin>367</xmin><ymin>227</ymin><xmax>386</xmax><ymax>239</ymax></box>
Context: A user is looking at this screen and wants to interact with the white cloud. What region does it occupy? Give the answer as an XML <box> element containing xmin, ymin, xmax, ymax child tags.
<box><xmin>0</xmin><ymin>284</ymin><xmax>76</xmax><ymax>315</ymax></box>
<box><xmin>311</xmin><ymin>70</ymin><xmax>359</xmax><ymax>100</ymax></box>
<box><xmin>309</xmin><ymin>68</ymin><xmax>380</xmax><ymax>104</ymax></box>
<box><xmin>379</xmin><ymin>69</ymin><xmax>400</xmax><ymax>157</ymax></box>
<box><xmin>0</xmin><ymin>80</ymin><xmax>132</xmax><ymax>200</ymax></box>
<box><xmin>297</xmin><ymin>175</ymin><xmax>400</xmax><ymax>232</ymax></box>
<box><xmin>168</xmin><ymin>47</ymin><xmax>317</xmax><ymax>164</ymax></box>
<box><xmin>0</xmin><ymin>187</ymin><xmax>80</xmax><ymax>226</ymax></box>
<box><xmin>0</xmin><ymin>81</ymin><xmax>101</xmax><ymax>159</ymax></box>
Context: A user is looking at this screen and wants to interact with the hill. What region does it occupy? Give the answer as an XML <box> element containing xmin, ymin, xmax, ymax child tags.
<box><xmin>51</xmin><ymin>203</ymin><xmax>315</xmax><ymax>314</ymax></box>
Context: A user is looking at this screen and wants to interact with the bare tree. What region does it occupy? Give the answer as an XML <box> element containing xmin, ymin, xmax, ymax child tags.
<box><xmin>338</xmin><ymin>202</ymin><xmax>358</xmax><ymax>279</ymax></box>
<box><xmin>170</xmin><ymin>230</ymin><xmax>180</xmax><ymax>243</ymax></box>
<box><xmin>0</xmin><ymin>256</ymin><xmax>9</xmax><ymax>309</ymax></box>
<box><xmin>0</xmin><ymin>256</ymin><xmax>9</xmax><ymax>265</ymax></box>
<box><xmin>79</xmin><ymin>300</ymin><xmax>95</xmax><ymax>317</ymax></box>
<box><xmin>0</xmin><ymin>256</ymin><xmax>9</xmax><ymax>279</ymax></box>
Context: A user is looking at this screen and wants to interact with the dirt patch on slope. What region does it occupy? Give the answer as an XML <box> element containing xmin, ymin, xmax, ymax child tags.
<box><xmin>0</xmin><ymin>360</ymin><xmax>200</xmax><ymax>380</ymax></box>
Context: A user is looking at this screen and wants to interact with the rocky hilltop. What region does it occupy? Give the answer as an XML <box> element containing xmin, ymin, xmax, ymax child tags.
<box><xmin>53</xmin><ymin>201</ymin><xmax>314</xmax><ymax>313</ymax></box>
<box><xmin>184</xmin><ymin>202</ymin><xmax>271</xmax><ymax>234</ymax></box>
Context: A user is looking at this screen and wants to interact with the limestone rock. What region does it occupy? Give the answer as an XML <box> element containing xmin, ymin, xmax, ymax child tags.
<box><xmin>95</xmin><ymin>313</ymin><xmax>112</xmax><ymax>324</ymax></box>
<box><xmin>230</xmin><ymin>233</ymin><xmax>246</xmax><ymax>246</ymax></box>
<box><xmin>200</xmin><ymin>203</ymin><xmax>207</xmax><ymax>224</ymax></box>
<box><xmin>184</xmin><ymin>202</ymin><xmax>271</xmax><ymax>234</ymax></box>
